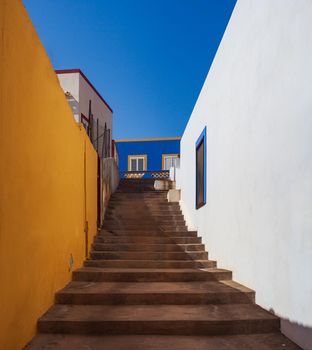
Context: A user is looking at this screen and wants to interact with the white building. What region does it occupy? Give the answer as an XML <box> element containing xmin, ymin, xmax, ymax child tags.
<box><xmin>178</xmin><ymin>1</ymin><xmax>312</xmax><ymax>349</ymax></box>
<box><xmin>56</xmin><ymin>69</ymin><xmax>113</xmax><ymax>157</ymax></box>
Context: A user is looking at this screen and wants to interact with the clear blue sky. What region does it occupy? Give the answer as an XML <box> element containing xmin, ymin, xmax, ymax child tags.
<box><xmin>23</xmin><ymin>0</ymin><xmax>236</xmax><ymax>139</ymax></box>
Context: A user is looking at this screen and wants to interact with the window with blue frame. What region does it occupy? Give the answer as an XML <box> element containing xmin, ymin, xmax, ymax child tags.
<box><xmin>195</xmin><ymin>127</ymin><xmax>207</xmax><ymax>209</ymax></box>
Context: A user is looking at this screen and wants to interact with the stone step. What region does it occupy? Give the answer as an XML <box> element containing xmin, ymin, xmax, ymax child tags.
<box><xmin>105</xmin><ymin>215</ymin><xmax>185</xmax><ymax>222</ymax></box>
<box><xmin>103</xmin><ymin>220</ymin><xmax>186</xmax><ymax>226</ymax></box>
<box><xmin>111</xmin><ymin>194</ymin><xmax>168</xmax><ymax>197</ymax></box>
<box><xmin>107</xmin><ymin>208</ymin><xmax>181</xmax><ymax>213</ymax></box>
<box><xmin>104</xmin><ymin>216</ymin><xmax>184</xmax><ymax>221</ymax></box>
<box><xmin>106</xmin><ymin>211</ymin><xmax>183</xmax><ymax>217</ymax></box>
<box><xmin>107</xmin><ymin>207</ymin><xmax>181</xmax><ymax>213</ymax></box>
<box><xmin>112</xmin><ymin>190</ymin><xmax>167</xmax><ymax>194</ymax></box>
<box><xmin>110</xmin><ymin>199</ymin><xmax>169</xmax><ymax>203</ymax></box>
<box><xmin>111</xmin><ymin>193</ymin><xmax>168</xmax><ymax>198</ymax></box>
<box><xmin>104</xmin><ymin>221</ymin><xmax>186</xmax><ymax>227</ymax></box>
<box><xmin>102</xmin><ymin>225</ymin><xmax>188</xmax><ymax>231</ymax></box>
<box><xmin>90</xmin><ymin>250</ymin><xmax>208</xmax><ymax>261</ymax></box>
<box><xmin>84</xmin><ymin>259</ymin><xmax>216</xmax><ymax>269</ymax></box>
<box><xmin>92</xmin><ymin>243</ymin><xmax>206</xmax><ymax>252</ymax></box>
<box><xmin>55</xmin><ymin>280</ymin><xmax>255</xmax><ymax>305</ymax></box>
<box><xmin>108</xmin><ymin>202</ymin><xmax>180</xmax><ymax>208</ymax></box>
<box><xmin>109</xmin><ymin>195</ymin><xmax>173</xmax><ymax>200</ymax></box>
<box><xmin>94</xmin><ymin>236</ymin><xmax>202</xmax><ymax>244</ymax></box>
<box><xmin>98</xmin><ymin>233</ymin><xmax>197</xmax><ymax>240</ymax></box>
<box><xmin>99</xmin><ymin>230</ymin><xmax>197</xmax><ymax>237</ymax></box>
<box><xmin>38</xmin><ymin>304</ymin><xmax>279</xmax><ymax>335</ymax></box>
<box><xmin>105</xmin><ymin>216</ymin><xmax>185</xmax><ymax>223</ymax></box>
<box><xmin>73</xmin><ymin>267</ymin><xmax>232</xmax><ymax>282</ymax></box>
<box><xmin>116</xmin><ymin>187</ymin><xmax>174</xmax><ymax>192</ymax></box>
<box><xmin>109</xmin><ymin>198</ymin><xmax>169</xmax><ymax>203</ymax></box>
<box><xmin>23</xmin><ymin>333</ymin><xmax>303</xmax><ymax>350</ymax></box>
<box><xmin>106</xmin><ymin>209</ymin><xmax>183</xmax><ymax>216</ymax></box>
<box><xmin>109</xmin><ymin>202</ymin><xmax>173</xmax><ymax>207</ymax></box>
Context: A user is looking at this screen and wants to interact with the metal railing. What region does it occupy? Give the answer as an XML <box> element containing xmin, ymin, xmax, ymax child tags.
<box><xmin>120</xmin><ymin>170</ymin><xmax>170</xmax><ymax>179</ymax></box>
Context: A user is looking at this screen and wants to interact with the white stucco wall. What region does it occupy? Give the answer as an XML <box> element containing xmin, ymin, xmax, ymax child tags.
<box><xmin>57</xmin><ymin>71</ymin><xmax>113</xmax><ymax>156</ymax></box>
<box><xmin>79</xmin><ymin>74</ymin><xmax>113</xmax><ymax>156</ymax></box>
<box><xmin>180</xmin><ymin>1</ymin><xmax>312</xmax><ymax>349</ymax></box>
<box><xmin>57</xmin><ymin>73</ymin><xmax>80</xmax><ymax>122</ymax></box>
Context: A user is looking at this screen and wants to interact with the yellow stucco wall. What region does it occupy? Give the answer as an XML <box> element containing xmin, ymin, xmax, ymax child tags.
<box><xmin>0</xmin><ymin>1</ymin><xmax>98</xmax><ymax>349</ymax></box>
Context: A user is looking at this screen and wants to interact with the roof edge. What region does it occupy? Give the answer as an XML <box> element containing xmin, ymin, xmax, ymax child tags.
<box><xmin>115</xmin><ymin>137</ymin><xmax>181</xmax><ymax>143</ymax></box>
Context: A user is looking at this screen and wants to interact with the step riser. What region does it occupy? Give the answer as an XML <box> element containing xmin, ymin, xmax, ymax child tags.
<box><xmin>106</xmin><ymin>213</ymin><xmax>184</xmax><ymax>217</ymax></box>
<box><xmin>108</xmin><ymin>204</ymin><xmax>180</xmax><ymax>208</ymax></box>
<box><xmin>104</xmin><ymin>222</ymin><xmax>186</xmax><ymax>227</ymax></box>
<box><xmin>105</xmin><ymin>218</ymin><xmax>185</xmax><ymax>223</ymax></box>
<box><xmin>106</xmin><ymin>210</ymin><xmax>183</xmax><ymax>216</ymax></box>
<box><xmin>111</xmin><ymin>193</ymin><xmax>168</xmax><ymax>196</ymax></box>
<box><xmin>111</xmin><ymin>194</ymin><xmax>168</xmax><ymax>197</ymax></box>
<box><xmin>109</xmin><ymin>199</ymin><xmax>177</xmax><ymax>203</ymax></box>
<box><xmin>105</xmin><ymin>217</ymin><xmax>185</xmax><ymax>223</ymax></box>
<box><xmin>109</xmin><ymin>199</ymin><xmax>169</xmax><ymax>203</ymax></box>
<box><xmin>95</xmin><ymin>237</ymin><xmax>202</xmax><ymax>244</ymax></box>
<box><xmin>103</xmin><ymin>225</ymin><xmax>188</xmax><ymax>231</ymax></box>
<box><xmin>106</xmin><ymin>219</ymin><xmax>185</xmax><ymax>224</ymax></box>
<box><xmin>98</xmin><ymin>230</ymin><xmax>191</xmax><ymax>238</ymax></box>
<box><xmin>73</xmin><ymin>271</ymin><xmax>232</xmax><ymax>283</ymax></box>
<box><xmin>112</xmin><ymin>197</ymin><xmax>170</xmax><ymax>199</ymax></box>
<box><xmin>56</xmin><ymin>293</ymin><xmax>255</xmax><ymax>305</ymax></box>
<box><xmin>24</xmin><ymin>333</ymin><xmax>301</xmax><ymax>350</ymax></box>
<box><xmin>106</xmin><ymin>212</ymin><xmax>183</xmax><ymax>217</ymax></box>
<box><xmin>92</xmin><ymin>244</ymin><xmax>205</xmax><ymax>252</ymax></box>
<box><xmin>38</xmin><ymin>319</ymin><xmax>279</xmax><ymax>336</ymax></box>
<box><xmin>84</xmin><ymin>260</ymin><xmax>216</xmax><ymax>269</ymax></box>
<box><xmin>101</xmin><ymin>230</ymin><xmax>197</xmax><ymax>235</ymax></box>
<box><xmin>110</xmin><ymin>200</ymin><xmax>169</xmax><ymax>203</ymax></box>
<box><xmin>90</xmin><ymin>251</ymin><xmax>208</xmax><ymax>260</ymax></box>
<box><xmin>107</xmin><ymin>208</ymin><xmax>181</xmax><ymax>213</ymax></box>
<box><xmin>99</xmin><ymin>232</ymin><xmax>197</xmax><ymax>238</ymax></box>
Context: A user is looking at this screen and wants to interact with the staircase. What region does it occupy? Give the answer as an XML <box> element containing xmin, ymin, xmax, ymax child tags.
<box><xmin>26</xmin><ymin>179</ymin><xmax>301</xmax><ymax>349</ymax></box>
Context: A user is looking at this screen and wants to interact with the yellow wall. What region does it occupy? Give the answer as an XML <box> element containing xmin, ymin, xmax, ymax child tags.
<box><xmin>0</xmin><ymin>1</ymin><xmax>98</xmax><ymax>349</ymax></box>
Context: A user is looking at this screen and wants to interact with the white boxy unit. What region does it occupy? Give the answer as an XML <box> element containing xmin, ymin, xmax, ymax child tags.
<box><xmin>179</xmin><ymin>1</ymin><xmax>312</xmax><ymax>349</ymax></box>
<box><xmin>57</xmin><ymin>69</ymin><xmax>113</xmax><ymax>158</ymax></box>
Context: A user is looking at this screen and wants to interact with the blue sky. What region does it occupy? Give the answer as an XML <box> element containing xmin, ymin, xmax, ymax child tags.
<box><xmin>23</xmin><ymin>0</ymin><xmax>236</xmax><ymax>139</ymax></box>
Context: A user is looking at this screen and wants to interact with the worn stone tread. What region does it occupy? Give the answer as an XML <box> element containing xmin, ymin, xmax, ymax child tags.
<box><xmin>57</xmin><ymin>280</ymin><xmax>253</xmax><ymax>295</ymax></box>
<box><xmin>73</xmin><ymin>267</ymin><xmax>232</xmax><ymax>282</ymax></box>
<box><xmin>39</xmin><ymin>304</ymin><xmax>277</xmax><ymax>322</ymax></box>
<box><xmin>90</xmin><ymin>250</ymin><xmax>208</xmax><ymax>260</ymax></box>
<box><xmin>55</xmin><ymin>280</ymin><xmax>255</xmax><ymax>305</ymax></box>
<box><xmin>38</xmin><ymin>304</ymin><xmax>279</xmax><ymax>335</ymax></box>
<box><xmin>24</xmin><ymin>333</ymin><xmax>303</xmax><ymax>350</ymax></box>
<box><xmin>92</xmin><ymin>243</ymin><xmax>205</xmax><ymax>252</ymax></box>
<box><xmin>84</xmin><ymin>259</ymin><xmax>216</xmax><ymax>268</ymax></box>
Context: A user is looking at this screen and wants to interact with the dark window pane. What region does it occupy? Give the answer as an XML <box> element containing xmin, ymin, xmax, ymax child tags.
<box><xmin>196</xmin><ymin>139</ymin><xmax>205</xmax><ymax>208</ymax></box>
<box><xmin>138</xmin><ymin>158</ymin><xmax>144</xmax><ymax>171</ymax></box>
<box><xmin>131</xmin><ymin>159</ymin><xmax>137</xmax><ymax>171</ymax></box>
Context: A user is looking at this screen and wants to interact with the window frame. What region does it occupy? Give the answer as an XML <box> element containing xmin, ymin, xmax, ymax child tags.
<box><xmin>195</xmin><ymin>127</ymin><xmax>207</xmax><ymax>209</ymax></box>
<box><xmin>128</xmin><ymin>154</ymin><xmax>147</xmax><ymax>171</ymax></box>
<box><xmin>162</xmin><ymin>154</ymin><xmax>179</xmax><ymax>170</ymax></box>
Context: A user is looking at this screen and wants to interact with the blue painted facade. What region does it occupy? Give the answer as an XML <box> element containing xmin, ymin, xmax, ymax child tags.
<box><xmin>115</xmin><ymin>138</ymin><xmax>180</xmax><ymax>173</ymax></box>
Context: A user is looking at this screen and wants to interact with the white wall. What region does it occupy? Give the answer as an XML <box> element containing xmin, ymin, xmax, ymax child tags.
<box><xmin>57</xmin><ymin>71</ymin><xmax>113</xmax><ymax>156</ymax></box>
<box><xmin>79</xmin><ymin>74</ymin><xmax>113</xmax><ymax>157</ymax></box>
<box><xmin>180</xmin><ymin>1</ymin><xmax>312</xmax><ymax>349</ymax></box>
<box><xmin>57</xmin><ymin>73</ymin><xmax>80</xmax><ymax>122</ymax></box>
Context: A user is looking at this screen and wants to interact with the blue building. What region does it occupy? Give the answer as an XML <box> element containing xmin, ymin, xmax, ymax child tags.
<box><xmin>115</xmin><ymin>137</ymin><xmax>180</xmax><ymax>177</ymax></box>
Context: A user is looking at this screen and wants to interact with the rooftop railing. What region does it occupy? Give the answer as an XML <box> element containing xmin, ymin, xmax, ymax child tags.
<box><xmin>120</xmin><ymin>170</ymin><xmax>170</xmax><ymax>179</ymax></box>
